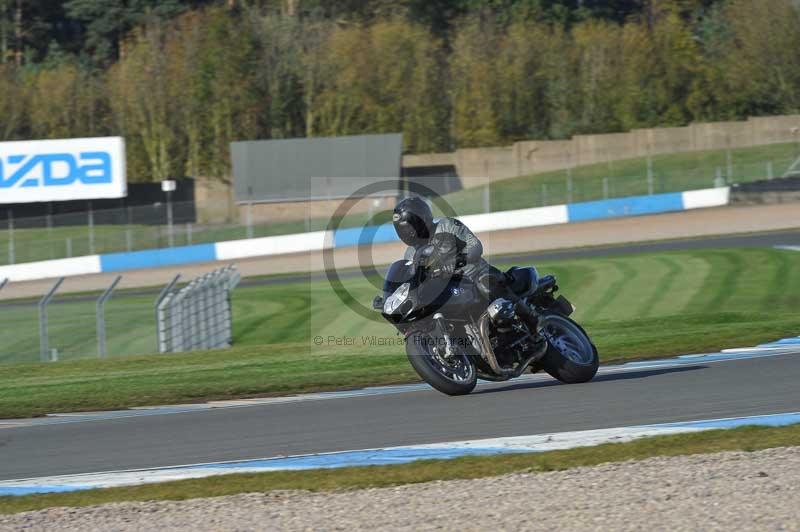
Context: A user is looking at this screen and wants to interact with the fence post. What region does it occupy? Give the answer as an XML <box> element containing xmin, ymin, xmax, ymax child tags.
<box><xmin>186</xmin><ymin>223</ymin><xmax>193</xmax><ymax>246</ymax></box>
<box><xmin>155</xmin><ymin>274</ymin><xmax>181</xmax><ymax>353</ymax></box>
<box><xmin>227</xmin><ymin>265</ymin><xmax>240</xmax><ymax>346</ymax></box>
<box><xmin>246</xmin><ymin>202</ymin><xmax>254</xmax><ymax>239</ymax></box>
<box><xmin>185</xmin><ymin>280</ymin><xmax>198</xmax><ymax>351</ymax></box>
<box><xmin>87</xmin><ymin>200</ymin><xmax>95</xmax><ymax>255</ymax></box>
<box><xmin>193</xmin><ymin>279</ymin><xmax>204</xmax><ymax>350</ymax></box>
<box><xmin>566</xmin><ymin>168</ymin><xmax>574</xmax><ymax>204</ymax></box>
<box><xmin>483</xmin><ymin>183</ymin><xmax>490</xmax><ymax>213</ymax></box>
<box><xmin>714</xmin><ymin>167</ymin><xmax>725</xmax><ymax>187</ymax></box>
<box><xmin>200</xmin><ymin>274</ymin><xmax>212</xmax><ymax>349</ymax></box>
<box><xmin>541</xmin><ymin>183</ymin><xmax>548</xmax><ymax>206</ymax></box>
<box><xmin>176</xmin><ymin>290</ymin><xmax>189</xmax><ymax>352</ymax></box>
<box><xmin>96</xmin><ymin>275</ymin><xmax>122</xmax><ymax>358</ymax></box>
<box><xmin>647</xmin><ymin>157</ymin><xmax>654</xmax><ymax>195</ymax></box>
<box><xmin>726</xmin><ymin>149</ymin><xmax>733</xmax><ymax>180</ymax></box>
<box><xmin>39</xmin><ymin>277</ymin><xmax>64</xmax><ymax>362</ymax></box>
<box><xmin>7</xmin><ymin>210</ymin><xmax>15</xmax><ymax>265</ymax></box>
<box><xmin>167</xmin><ymin>290</ymin><xmax>187</xmax><ymax>353</ymax></box>
<box><xmin>207</xmin><ymin>271</ymin><xmax>221</xmax><ymax>348</ymax></box>
<box><xmin>66</xmin><ymin>238</ymin><xmax>73</xmax><ymax>258</ymax></box>
<box><xmin>126</xmin><ymin>206</ymin><xmax>134</xmax><ymax>252</ymax></box>
<box><xmin>603</xmin><ymin>177</ymin><xmax>610</xmax><ymax>199</ymax></box>
<box><xmin>46</xmin><ymin>210</ymin><xmax>53</xmax><ymax>255</ymax></box>
<box><xmin>166</xmin><ymin>190</ymin><xmax>175</xmax><ymax>248</ymax></box>
<box><xmin>157</xmin><ymin>294</ymin><xmax>172</xmax><ymax>353</ymax></box>
<box><xmin>767</xmin><ymin>161</ymin><xmax>774</xmax><ymax>180</ymax></box>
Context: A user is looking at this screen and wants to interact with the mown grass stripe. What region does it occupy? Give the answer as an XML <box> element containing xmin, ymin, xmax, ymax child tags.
<box><xmin>583</xmin><ymin>259</ymin><xmax>639</xmax><ymax>319</ymax></box>
<box><xmin>637</xmin><ymin>256</ymin><xmax>682</xmax><ymax>318</ymax></box>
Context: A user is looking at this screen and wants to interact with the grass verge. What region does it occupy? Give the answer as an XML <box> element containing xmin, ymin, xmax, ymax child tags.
<box><xmin>2</xmin><ymin>247</ymin><xmax>800</xmax><ymax>418</ymax></box>
<box><xmin>1</xmin><ymin>423</ymin><xmax>798</xmax><ymax>515</ymax></box>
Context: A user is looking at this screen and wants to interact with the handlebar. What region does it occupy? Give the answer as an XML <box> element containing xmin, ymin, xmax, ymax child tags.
<box><xmin>537</xmin><ymin>275</ymin><xmax>557</xmax><ymax>293</ymax></box>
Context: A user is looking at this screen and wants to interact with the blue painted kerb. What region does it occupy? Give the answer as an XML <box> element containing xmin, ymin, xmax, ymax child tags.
<box><xmin>100</xmin><ymin>244</ymin><xmax>217</xmax><ymax>272</ymax></box>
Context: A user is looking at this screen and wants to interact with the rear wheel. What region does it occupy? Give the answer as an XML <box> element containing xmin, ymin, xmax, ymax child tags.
<box><xmin>406</xmin><ymin>332</ymin><xmax>477</xmax><ymax>396</ymax></box>
<box><xmin>539</xmin><ymin>313</ymin><xmax>598</xmax><ymax>384</ymax></box>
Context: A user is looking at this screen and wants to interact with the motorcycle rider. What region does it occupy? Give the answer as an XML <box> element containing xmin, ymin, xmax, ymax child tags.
<box><xmin>391</xmin><ymin>196</ymin><xmax>509</xmax><ymax>303</ymax></box>
<box><xmin>391</xmin><ymin>195</ymin><xmax>545</xmax><ymax>353</ymax></box>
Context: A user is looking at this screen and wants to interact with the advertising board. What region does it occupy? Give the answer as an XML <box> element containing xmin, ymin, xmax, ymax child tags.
<box><xmin>0</xmin><ymin>137</ymin><xmax>127</xmax><ymax>204</ymax></box>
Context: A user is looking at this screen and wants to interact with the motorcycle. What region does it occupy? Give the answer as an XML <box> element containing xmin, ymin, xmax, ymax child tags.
<box><xmin>373</xmin><ymin>244</ymin><xmax>599</xmax><ymax>395</ymax></box>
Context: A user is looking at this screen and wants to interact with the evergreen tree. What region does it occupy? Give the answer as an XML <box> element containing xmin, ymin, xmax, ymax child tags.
<box><xmin>64</xmin><ymin>0</ymin><xmax>211</xmax><ymax>63</ymax></box>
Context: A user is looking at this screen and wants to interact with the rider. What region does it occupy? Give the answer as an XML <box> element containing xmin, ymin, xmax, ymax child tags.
<box><xmin>391</xmin><ymin>196</ymin><xmax>507</xmax><ymax>301</ymax></box>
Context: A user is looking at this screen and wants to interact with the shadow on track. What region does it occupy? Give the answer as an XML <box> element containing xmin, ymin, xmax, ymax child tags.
<box><xmin>472</xmin><ymin>365</ymin><xmax>706</xmax><ymax>395</ymax></box>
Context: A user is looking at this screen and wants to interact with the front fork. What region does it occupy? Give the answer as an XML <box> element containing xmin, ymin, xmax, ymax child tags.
<box><xmin>432</xmin><ymin>313</ymin><xmax>456</xmax><ymax>358</ymax></box>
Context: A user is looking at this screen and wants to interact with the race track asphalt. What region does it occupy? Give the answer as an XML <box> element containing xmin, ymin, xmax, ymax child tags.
<box><xmin>1</xmin><ymin>351</ymin><xmax>798</xmax><ymax>480</ymax></box>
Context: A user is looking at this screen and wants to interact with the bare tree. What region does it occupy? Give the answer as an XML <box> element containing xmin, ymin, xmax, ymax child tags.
<box><xmin>13</xmin><ymin>0</ymin><xmax>20</xmax><ymax>66</ymax></box>
<box><xmin>0</xmin><ymin>0</ymin><xmax>7</xmax><ymax>63</ymax></box>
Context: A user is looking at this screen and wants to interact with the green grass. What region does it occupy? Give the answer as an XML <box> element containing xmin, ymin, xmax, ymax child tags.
<box><xmin>1</xmin><ymin>423</ymin><xmax>798</xmax><ymax>515</ymax></box>
<box><xmin>1</xmin><ymin>247</ymin><xmax>799</xmax><ymax>418</ymax></box>
<box><xmin>2</xmin><ymin>142</ymin><xmax>798</xmax><ymax>266</ymax></box>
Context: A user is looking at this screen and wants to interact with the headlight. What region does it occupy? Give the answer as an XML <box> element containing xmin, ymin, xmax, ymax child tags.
<box><xmin>383</xmin><ymin>283</ymin><xmax>410</xmax><ymax>314</ymax></box>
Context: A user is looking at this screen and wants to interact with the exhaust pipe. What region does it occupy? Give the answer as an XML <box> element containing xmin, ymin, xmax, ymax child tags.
<box><xmin>478</xmin><ymin>313</ymin><xmax>546</xmax><ymax>378</ymax></box>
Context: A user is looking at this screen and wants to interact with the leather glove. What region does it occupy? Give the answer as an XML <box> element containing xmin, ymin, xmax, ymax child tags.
<box><xmin>438</xmin><ymin>257</ymin><xmax>457</xmax><ymax>275</ymax></box>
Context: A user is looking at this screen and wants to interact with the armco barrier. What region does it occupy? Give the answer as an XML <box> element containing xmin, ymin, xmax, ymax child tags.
<box><xmin>0</xmin><ymin>187</ymin><xmax>730</xmax><ymax>283</ymax></box>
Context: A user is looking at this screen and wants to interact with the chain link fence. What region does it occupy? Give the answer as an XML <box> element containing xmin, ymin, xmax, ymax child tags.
<box><xmin>0</xmin><ymin>266</ymin><xmax>240</xmax><ymax>364</ymax></box>
<box><xmin>2</xmin><ymin>143</ymin><xmax>800</xmax><ymax>268</ymax></box>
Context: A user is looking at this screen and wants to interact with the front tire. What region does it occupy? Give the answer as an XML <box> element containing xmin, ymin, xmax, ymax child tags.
<box><xmin>406</xmin><ymin>332</ymin><xmax>477</xmax><ymax>396</ymax></box>
<box><xmin>539</xmin><ymin>313</ymin><xmax>598</xmax><ymax>384</ymax></box>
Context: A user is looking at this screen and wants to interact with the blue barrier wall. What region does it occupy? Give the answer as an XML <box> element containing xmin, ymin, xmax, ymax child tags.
<box><xmin>0</xmin><ymin>188</ymin><xmax>727</xmax><ymax>282</ymax></box>
<box><xmin>333</xmin><ymin>223</ymin><xmax>398</xmax><ymax>248</ymax></box>
<box><xmin>100</xmin><ymin>244</ymin><xmax>217</xmax><ymax>272</ymax></box>
<box><xmin>566</xmin><ymin>193</ymin><xmax>685</xmax><ymax>223</ymax></box>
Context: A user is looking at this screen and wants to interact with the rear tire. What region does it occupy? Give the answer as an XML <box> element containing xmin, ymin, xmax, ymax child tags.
<box><xmin>539</xmin><ymin>313</ymin><xmax>598</xmax><ymax>384</ymax></box>
<box><xmin>406</xmin><ymin>333</ymin><xmax>477</xmax><ymax>396</ymax></box>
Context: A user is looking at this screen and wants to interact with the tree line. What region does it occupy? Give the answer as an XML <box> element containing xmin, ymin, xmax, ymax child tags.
<box><xmin>1</xmin><ymin>0</ymin><xmax>799</xmax><ymax>182</ymax></box>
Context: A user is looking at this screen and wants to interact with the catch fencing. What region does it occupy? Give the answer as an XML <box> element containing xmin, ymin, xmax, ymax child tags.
<box><xmin>0</xmin><ymin>266</ymin><xmax>240</xmax><ymax>364</ymax></box>
<box><xmin>2</xmin><ymin>142</ymin><xmax>800</xmax><ymax>268</ymax></box>
<box><xmin>156</xmin><ymin>266</ymin><xmax>241</xmax><ymax>353</ymax></box>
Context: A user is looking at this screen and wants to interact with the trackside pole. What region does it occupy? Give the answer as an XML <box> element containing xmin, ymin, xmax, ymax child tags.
<box><xmin>7</xmin><ymin>210</ymin><xmax>15</xmax><ymax>265</ymax></box>
<box><xmin>87</xmin><ymin>201</ymin><xmax>95</xmax><ymax>255</ymax></box>
<box><xmin>39</xmin><ymin>277</ymin><xmax>65</xmax><ymax>362</ymax></box>
<box><xmin>96</xmin><ymin>275</ymin><xmax>122</xmax><ymax>359</ymax></box>
<box><xmin>156</xmin><ymin>274</ymin><xmax>181</xmax><ymax>353</ymax></box>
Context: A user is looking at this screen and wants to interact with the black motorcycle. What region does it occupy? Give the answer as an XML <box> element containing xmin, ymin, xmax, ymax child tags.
<box><xmin>373</xmin><ymin>244</ymin><xmax>599</xmax><ymax>395</ymax></box>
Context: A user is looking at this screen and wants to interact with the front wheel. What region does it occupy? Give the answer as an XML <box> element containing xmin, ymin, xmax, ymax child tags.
<box><xmin>406</xmin><ymin>332</ymin><xmax>477</xmax><ymax>396</ymax></box>
<box><xmin>539</xmin><ymin>313</ymin><xmax>599</xmax><ymax>384</ymax></box>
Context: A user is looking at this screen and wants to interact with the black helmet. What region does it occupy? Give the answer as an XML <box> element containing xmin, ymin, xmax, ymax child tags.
<box><xmin>392</xmin><ymin>197</ymin><xmax>434</xmax><ymax>247</ymax></box>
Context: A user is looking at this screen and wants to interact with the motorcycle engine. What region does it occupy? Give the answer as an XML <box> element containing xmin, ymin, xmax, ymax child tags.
<box><xmin>487</xmin><ymin>298</ymin><xmax>516</xmax><ymax>328</ymax></box>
